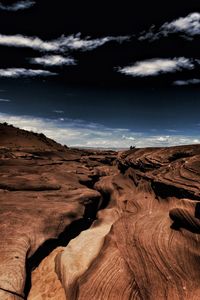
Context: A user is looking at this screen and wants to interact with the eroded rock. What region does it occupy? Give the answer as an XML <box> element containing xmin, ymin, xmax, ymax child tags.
<box><xmin>2</xmin><ymin>123</ymin><xmax>200</xmax><ymax>299</ymax></box>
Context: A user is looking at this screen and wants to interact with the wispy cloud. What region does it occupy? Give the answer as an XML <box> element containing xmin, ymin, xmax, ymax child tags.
<box><xmin>173</xmin><ymin>78</ymin><xmax>200</xmax><ymax>86</ymax></box>
<box><xmin>0</xmin><ymin>113</ymin><xmax>139</xmax><ymax>148</ymax></box>
<box><xmin>53</xmin><ymin>110</ymin><xmax>64</xmax><ymax>114</ymax></box>
<box><xmin>0</xmin><ymin>0</ymin><xmax>35</xmax><ymax>11</ymax></box>
<box><xmin>118</xmin><ymin>58</ymin><xmax>194</xmax><ymax>77</ymax></box>
<box><xmin>0</xmin><ymin>112</ymin><xmax>199</xmax><ymax>148</ymax></box>
<box><xmin>56</xmin><ymin>33</ymin><xmax>130</xmax><ymax>51</ymax></box>
<box><xmin>138</xmin><ymin>135</ymin><xmax>200</xmax><ymax>147</ymax></box>
<box><xmin>0</xmin><ymin>98</ymin><xmax>10</xmax><ymax>102</ymax></box>
<box><xmin>30</xmin><ymin>55</ymin><xmax>76</xmax><ymax>66</ymax></box>
<box><xmin>139</xmin><ymin>12</ymin><xmax>200</xmax><ymax>41</ymax></box>
<box><xmin>165</xmin><ymin>129</ymin><xmax>180</xmax><ymax>133</ymax></box>
<box><xmin>0</xmin><ymin>33</ymin><xmax>129</xmax><ymax>52</ymax></box>
<box><xmin>0</xmin><ymin>68</ymin><xmax>56</xmax><ymax>78</ymax></box>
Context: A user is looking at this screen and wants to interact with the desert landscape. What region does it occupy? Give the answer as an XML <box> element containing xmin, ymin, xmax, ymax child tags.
<box><xmin>0</xmin><ymin>1</ymin><xmax>200</xmax><ymax>299</ymax></box>
<box><xmin>0</xmin><ymin>122</ymin><xmax>200</xmax><ymax>300</ymax></box>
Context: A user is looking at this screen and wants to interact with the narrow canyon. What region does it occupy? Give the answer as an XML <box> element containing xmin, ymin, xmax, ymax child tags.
<box><xmin>0</xmin><ymin>123</ymin><xmax>200</xmax><ymax>300</ymax></box>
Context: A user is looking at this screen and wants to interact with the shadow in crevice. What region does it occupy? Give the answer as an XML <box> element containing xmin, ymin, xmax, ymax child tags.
<box><xmin>170</xmin><ymin>219</ymin><xmax>200</xmax><ymax>234</ymax></box>
<box><xmin>195</xmin><ymin>202</ymin><xmax>200</xmax><ymax>219</ymax></box>
<box><xmin>79</xmin><ymin>174</ymin><xmax>100</xmax><ymax>189</ymax></box>
<box><xmin>170</xmin><ymin>206</ymin><xmax>200</xmax><ymax>234</ymax></box>
<box><xmin>151</xmin><ymin>181</ymin><xmax>200</xmax><ymax>201</ymax></box>
<box><xmin>98</xmin><ymin>190</ymin><xmax>112</xmax><ymax>210</ymax></box>
<box><xmin>24</xmin><ymin>200</ymin><xmax>99</xmax><ymax>298</ymax></box>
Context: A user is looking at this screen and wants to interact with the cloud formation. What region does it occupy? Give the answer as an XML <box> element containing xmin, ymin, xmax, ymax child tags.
<box><xmin>0</xmin><ymin>1</ymin><xmax>35</xmax><ymax>11</ymax></box>
<box><xmin>0</xmin><ymin>34</ymin><xmax>59</xmax><ymax>51</ymax></box>
<box><xmin>30</xmin><ymin>55</ymin><xmax>76</xmax><ymax>66</ymax></box>
<box><xmin>0</xmin><ymin>112</ymin><xmax>199</xmax><ymax>148</ymax></box>
<box><xmin>53</xmin><ymin>110</ymin><xmax>64</xmax><ymax>114</ymax></box>
<box><xmin>0</xmin><ymin>33</ymin><xmax>129</xmax><ymax>52</ymax></box>
<box><xmin>139</xmin><ymin>13</ymin><xmax>200</xmax><ymax>41</ymax></box>
<box><xmin>0</xmin><ymin>68</ymin><xmax>56</xmax><ymax>78</ymax></box>
<box><xmin>118</xmin><ymin>58</ymin><xmax>194</xmax><ymax>77</ymax></box>
<box><xmin>57</xmin><ymin>33</ymin><xmax>130</xmax><ymax>51</ymax></box>
<box><xmin>173</xmin><ymin>78</ymin><xmax>200</xmax><ymax>86</ymax></box>
<box><xmin>0</xmin><ymin>98</ymin><xmax>10</xmax><ymax>102</ymax></box>
<box><xmin>0</xmin><ymin>113</ymin><xmax>139</xmax><ymax>148</ymax></box>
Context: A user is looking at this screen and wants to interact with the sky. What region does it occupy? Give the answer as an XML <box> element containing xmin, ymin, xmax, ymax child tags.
<box><xmin>0</xmin><ymin>1</ymin><xmax>200</xmax><ymax>148</ymax></box>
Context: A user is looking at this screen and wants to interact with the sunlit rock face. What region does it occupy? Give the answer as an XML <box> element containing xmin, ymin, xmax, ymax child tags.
<box><xmin>1</xmin><ymin>123</ymin><xmax>200</xmax><ymax>300</ymax></box>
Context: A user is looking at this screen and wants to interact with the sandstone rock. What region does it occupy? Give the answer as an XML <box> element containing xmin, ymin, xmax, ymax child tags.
<box><xmin>1</xmin><ymin>123</ymin><xmax>200</xmax><ymax>299</ymax></box>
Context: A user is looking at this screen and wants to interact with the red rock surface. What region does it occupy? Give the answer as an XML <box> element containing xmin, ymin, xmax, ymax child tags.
<box><xmin>1</xmin><ymin>123</ymin><xmax>200</xmax><ymax>299</ymax></box>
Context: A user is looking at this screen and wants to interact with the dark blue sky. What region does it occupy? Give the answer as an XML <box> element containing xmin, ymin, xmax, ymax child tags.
<box><xmin>0</xmin><ymin>1</ymin><xmax>200</xmax><ymax>147</ymax></box>
<box><xmin>0</xmin><ymin>80</ymin><xmax>199</xmax><ymax>131</ymax></box>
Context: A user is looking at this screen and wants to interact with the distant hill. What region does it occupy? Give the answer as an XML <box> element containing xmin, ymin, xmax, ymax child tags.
<box><xmin>0</xmin><ymin>122</ymin><xmax>65</xmax><ymax>150</ymax></box>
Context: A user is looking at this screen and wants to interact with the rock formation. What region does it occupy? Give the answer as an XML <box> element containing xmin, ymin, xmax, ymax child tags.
<box><xmin>1</xmin><ymin>123</ymin><xmax>200</xmax><ymax>299</ymax></box>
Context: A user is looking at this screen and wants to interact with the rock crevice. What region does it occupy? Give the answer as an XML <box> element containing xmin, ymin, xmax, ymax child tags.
<box><xmin>1</xmin><ymin>124</ymin><xmax>200</xmax><ymax>299</ymax></box>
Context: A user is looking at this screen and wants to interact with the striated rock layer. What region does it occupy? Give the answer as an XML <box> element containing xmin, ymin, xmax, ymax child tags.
<box><xmin>1</xmin><ymin>123</ymin><xmax>200</xmax><ymax>299</ymax></box>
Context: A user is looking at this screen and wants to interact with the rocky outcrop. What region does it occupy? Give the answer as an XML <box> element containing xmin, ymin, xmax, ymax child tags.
<box><xmin>1</xmin><ymin>123</ymin><xmax>200</xmax><ymax>299</ymax></box>
<box><xmin>27</xmin><ymin>247</ymin><xmax>66</xmax><ymax>300</ymax></box>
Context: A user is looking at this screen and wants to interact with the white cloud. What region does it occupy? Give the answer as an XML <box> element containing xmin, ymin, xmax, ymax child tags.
<box><xmin>0</xmin><ymin>98</ymin><xmax>10</xmax><ymax>102</ymax></box>
<box><xmin>173</xmin><ymin>78</ymin><xmax>200</xmax><ymax>86</ymax></box>
<box><xmin>0</xmin><ymin>112</ymin><xmax>199</xmax><ymax>148</ymax></box>
<box><xmin>0</xmin><ymin>34</ymin><xmax>59</xmax><ymax>51</ymax></box>
<box><xmin>0</xmin><ymin>0</ymin><xmax>35</xmax><ymax>11</ymax></box>
<box><xmin>0</xmin><ymin>113</ymin><xmax>138</xmax><ymax>148</ymax></box>
<box><xmin>30</xmin><ymin>55</ymin><xmax>76</xmax><ymax>66</ymax></box>
<box><xmin>122</xmin><ymin>135</ymin><xmax>136</xmax><ymax>141</ymax></box>
<box><xmin>118</xmin><ymin>58</ymin><xmax>194</xmax><ymax>77</ymax></box>
<box><xmin>0</xmin><ymin>33</ymin><xmax>129</xmax><ymax>52</ymax></box>
<box><xmin>135</xmin><ymin>135</ymin><xmax>200</xmax><ymax>148</ymax></box>
<box><xmin>162</xmin><ymin>13</ymin><xmax>200</xmax><ymax>37</ymax></box>
<box><xmin>157</xmin><ymin>136</ymin><xmax>170</xmax><ymax>142</ymax></box>
<box><xmin>139</xmin><ymin>12</ymin><xmax>200</xmax><ymax>41</ymax></box>
<box><xmin>0</xmin><ymin>68</ymin><xmax>56</xmax><ymax>78</ymax></box>
<box><xmin>57</xmin><ymin>33</ymin><xmax>130</xmax><ymax>51</ymax></box>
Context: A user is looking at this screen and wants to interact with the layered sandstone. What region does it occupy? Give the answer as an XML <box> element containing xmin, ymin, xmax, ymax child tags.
<box><xmin>1</xmin><ymin>123</ymin><xmax>200</xmax><ymax>299</ymax></box>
